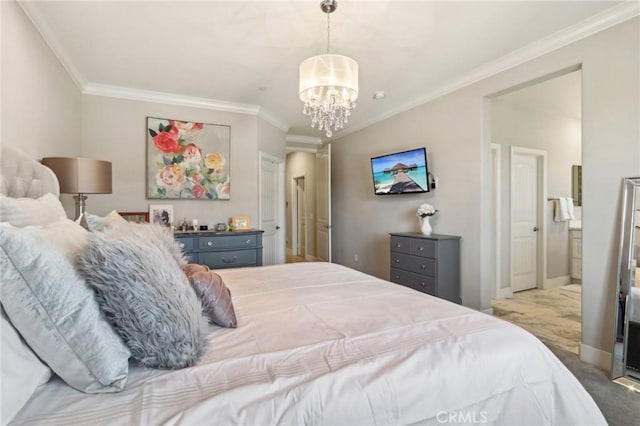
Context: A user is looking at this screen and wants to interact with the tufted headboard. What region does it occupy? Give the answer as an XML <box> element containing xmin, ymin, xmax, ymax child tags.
<box><xmin>0</xmin><ymin>145</ymin><xmax>60</xmax><ymax>198</ymax></box>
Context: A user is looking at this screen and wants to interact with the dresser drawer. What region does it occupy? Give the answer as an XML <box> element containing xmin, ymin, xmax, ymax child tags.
<box><xmin>199</xmin><ymin>234</ymin><xmax>257</xmax><ymax>250</ymax></box>
<box><xmin>410</xmin><ymin>239</ymin><xmax>436</xmax><ymax>258</ymax></box>
<box><xmin>175</xmin><ymin>236</ymin><xmax>195</xmax><ymax>252</ymax></box>
<box><xmin>390</xmin><ymin>236</ymin><xmax>411</xmax><ymax>254</ymax></box>
<box><xmin>390</xmin><ymin>268</ymin><xmax>436</xmax><ymax>296</ymax></box>
<box><xmin>390</xmin><ymin>253</ymin><xmax>436</xmax><ymax>276</ymax></box>
<box><xmin>199</xmin><ymin>249</ymin><xmax>257</xmax><ymax>268</ymax></box>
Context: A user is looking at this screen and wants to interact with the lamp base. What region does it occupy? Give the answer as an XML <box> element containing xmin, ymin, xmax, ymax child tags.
<box><xmin>73</xmin><ymin>194</ymin><xmax>88</xmax><ymax>220</ymax></box>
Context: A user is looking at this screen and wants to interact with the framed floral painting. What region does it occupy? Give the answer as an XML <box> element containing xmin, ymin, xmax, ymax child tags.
<box><xmin>146</xmin><ymin>117</ymin><xmax>230</xmax><ymax>200</ymax></box>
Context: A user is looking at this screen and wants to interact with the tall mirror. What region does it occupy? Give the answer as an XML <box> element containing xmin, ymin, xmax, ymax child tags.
<box><xmin>612</xmin><ymin>177</ymin><xmax>640</xmax><ymax>385</ymax></box>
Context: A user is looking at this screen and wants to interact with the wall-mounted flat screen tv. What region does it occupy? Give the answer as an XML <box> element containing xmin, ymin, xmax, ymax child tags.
<box><xmin>371</xmin><ymin>147</ymin><xmax>430</xmax><ymax>195</ymax></box>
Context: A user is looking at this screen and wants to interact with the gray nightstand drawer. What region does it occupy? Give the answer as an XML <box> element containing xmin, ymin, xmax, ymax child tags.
<box><xmin>410</xmin><ymin>239</ymin><xmax>436</xmax><ymax>258</ymax></box>
<box><xmin>199</xmin><ymin>249</ymin><xmax>256</xmax><ymax>268</ymax></box>
<box><xmin>391</xmin><ymin>252</ymin><xmax>436</xmax><ymax>276</ymax></box>
<box><xmin>175</xmin><ymin>236</ymin><xmax>195</xmax><ymax>252</ymax></box>
<box><xmin>198</xmin><ymin>234</ymin><xmax>257</xmax><ymax>250</ymax></box>
<box><xmin>390</xmin><ymin>268</ymin><xmax>436</xmax><ymax>296</ymax></box>
<box><xmin>390</xmin><ymin>236</ymin><xmax>411</xmax><ymax>254</ymax></box>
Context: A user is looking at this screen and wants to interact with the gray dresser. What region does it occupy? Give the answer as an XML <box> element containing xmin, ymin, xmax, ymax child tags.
<box><xmin>389</xmin><ymin>232</ymin><xmax>461</xmax><ymax>304</ymax></box>
<box><xmin>175</xmin><ymin>229</ymin><xmax>263</xmax><ymax>269</ymax></box>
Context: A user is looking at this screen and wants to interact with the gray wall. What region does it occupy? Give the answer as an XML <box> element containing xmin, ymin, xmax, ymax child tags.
<box><xmin>332</xmin><ymin>18</ymin><xmax>640</xmax><ymax>360</ymax></box>
<box><xmin>1</xmin><ymin>2</ymin><xmax>81</xmax><ymax>156</ymax></box>
<box><xmin>81</xmin><ymin>95</ymin><xmax>265</xmax><ymax>228</ymax></box>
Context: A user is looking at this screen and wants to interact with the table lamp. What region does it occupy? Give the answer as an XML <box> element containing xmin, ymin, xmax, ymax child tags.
<box><xmin>41</xmin><ymin>157</ymin><xmax>112</xmax><ymax>219</ymax></box>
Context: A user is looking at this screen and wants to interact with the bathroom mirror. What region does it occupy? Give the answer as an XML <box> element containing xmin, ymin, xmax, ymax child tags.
<box><xmin>612</xmin><ymin>177</ymin><xmax>640</xmax><ymax>384</ymax></box>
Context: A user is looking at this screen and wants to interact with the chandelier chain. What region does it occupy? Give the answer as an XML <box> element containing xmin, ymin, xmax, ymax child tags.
<box><xmin>326</xmin><ymin>10</ymin><xmax>330</xmax><ymax>54</ymax></box>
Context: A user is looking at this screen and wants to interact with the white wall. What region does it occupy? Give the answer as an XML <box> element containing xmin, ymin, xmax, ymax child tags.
<box><xmin>1</xmin><ymin>1</ymin><xmax>81</xmax><ymax>156</ymax></box>
<box><xmin>332</xmin><ymin>18</ymin><xmax>640</xmax><ymax>361</ymax></box>
<box><xmin>257</xmin><ymin>118</ymin><xmax>286</xmax><ymax>161</ymax></box>
<box><xmin>491</xmin><ymin>71</ymin><xmax>582</xmax><ymax>285</ymax></box>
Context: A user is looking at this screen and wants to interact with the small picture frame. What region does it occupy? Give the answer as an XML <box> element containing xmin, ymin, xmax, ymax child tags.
<box><xmin>118</xmin><ymin>211</ymin><xmax>149</xmax><ymax>224</ymax></box>
<box><xmin>149</xmin><ymin>204</ymin><xmax>174</xmax><ymax>227</ymax></box>
<box><xmin>230</xmin><ymin>215</ymin><xmax>250</xmax><ymax>230</ymax></box>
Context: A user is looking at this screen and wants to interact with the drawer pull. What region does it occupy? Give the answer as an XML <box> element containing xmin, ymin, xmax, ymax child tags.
<box><xmin>246</xmin><ymin>239</ymin><xmax>251</xmax><ymax>244</ymax></box>
<box><xmin>396</xmin><ymin>243</ymin><xmax>401</xmax><ymax>248</ymax></box>
<box><xmin>421</xmin><ymin>282</ymin><xmax>426</xmax><ymax>287</ymax></box>
<box><xmin>207</xmin><ymin>241</ymin><xmax>213</xmax><ymax>246</ymax></box>
<box><xmin>419</xmin><ymin>247</ymin><xmax>424</xmax><ymax>251</ymax></box>
<box><xmin>421</xmin><ymin>265</ymin><xmax>426</xmax><ymax>269</ymax></box>
<box><xmin>222</xmin><ymin>256</ymin><xmax>238</xmax><ymax>264</ymax></box>
<box><xmin>179</xmin><ymin>243</ymin><xmax>185</xmax><ymax>248</ymax></box>
<box><xmin>395</xmin><ymin>259</ymin><xmax>400</xmax><ymax>263</ymax></box>
<box><xmin>395</xmin><ymin>275</ymin><xmax>399</xmax><ymax>279</ymax></box>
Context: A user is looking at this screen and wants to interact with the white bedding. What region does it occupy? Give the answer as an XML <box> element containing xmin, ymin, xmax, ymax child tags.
<box><xmin>12</xmin><ymin>262</ymin><xmax>605</xmax><ymax>425</ymax></box>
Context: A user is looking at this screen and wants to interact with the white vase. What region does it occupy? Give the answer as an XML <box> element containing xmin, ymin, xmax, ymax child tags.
<box><xmin>420</xmin><ymin>216</ymin><xmax>432</xmax><ymax>235</ymax></box>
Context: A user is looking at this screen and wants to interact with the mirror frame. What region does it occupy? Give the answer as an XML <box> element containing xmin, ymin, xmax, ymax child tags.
<box><xmin>612</xmin><ymin>177</ymin><xmax>640</xmax><ymax>382</ymax></box>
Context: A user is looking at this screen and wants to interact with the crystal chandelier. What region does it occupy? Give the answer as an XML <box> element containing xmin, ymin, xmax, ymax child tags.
<box><xmin>299</xmin><ymin>0</ymin><xmax>358</xmax><ymax>137</ymax></box>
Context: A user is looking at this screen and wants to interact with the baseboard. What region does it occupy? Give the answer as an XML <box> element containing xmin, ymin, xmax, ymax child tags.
<box><xmin>481</xmin><ymin>308</ymin><xmax>494</xmax><ymax>315</ymax></box>
<box><xmin>579</xmin><ymin>343</ymin><xmax>612</xmax><ymax>371</ymax></box>
<box><xmin>496</xmin><ymin>287</ymin><xmax>513</xmax><ymax>299</ymax></box>
<box><xmin>305</xmin><ymin>254</ymin><xmax>317</xmax><ymax>262</ymax></box>
<box><xmin>543</xmin><ymin>275</ymin><xmax>571</xmax><ymax>289</ymax></box>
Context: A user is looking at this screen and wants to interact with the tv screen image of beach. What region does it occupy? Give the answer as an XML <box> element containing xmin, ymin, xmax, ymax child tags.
<box><xmin>371</xmin><ymin>148</ymin><xmax>429</xmax><ymax>195</ymax></box>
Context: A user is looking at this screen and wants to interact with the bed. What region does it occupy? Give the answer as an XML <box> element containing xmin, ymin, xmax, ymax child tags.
<box><xmin>1</xmin><ymin>146</ymin><xmax>605</xmax><ymax>425</ymax></box>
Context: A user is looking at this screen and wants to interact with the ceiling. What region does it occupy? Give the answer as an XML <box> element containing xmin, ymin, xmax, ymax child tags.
<box><xmin>21</xmin><ymin>1</ymin><xmax>633</xmax><ymax>141</ymax></box>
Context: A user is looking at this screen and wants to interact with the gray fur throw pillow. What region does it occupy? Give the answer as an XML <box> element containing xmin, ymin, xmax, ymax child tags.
<box><xmin>77</xmin><ymin>224</ymin><xmax>207</xmax><ymax>369</ymax></box>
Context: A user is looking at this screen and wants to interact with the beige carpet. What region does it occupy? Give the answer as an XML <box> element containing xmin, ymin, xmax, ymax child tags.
<box><xmin>492</xmin><ymin>285</ymin><xmax>581</xmax><ymax>354</ymax></box>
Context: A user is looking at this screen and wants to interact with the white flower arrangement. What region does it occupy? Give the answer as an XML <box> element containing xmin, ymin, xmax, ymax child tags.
<box><xmin>416</xmin><ymin>203</ymin><xmax>438</xmax><ymax>218</ymax></box>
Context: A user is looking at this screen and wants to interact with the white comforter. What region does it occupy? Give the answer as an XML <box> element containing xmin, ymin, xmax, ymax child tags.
<box><xmin>12</xmin><ymin>263</ymin><xmax>604</xmax><ymax>425</ymax></box>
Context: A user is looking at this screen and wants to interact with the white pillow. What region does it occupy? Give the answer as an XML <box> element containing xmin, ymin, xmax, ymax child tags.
<box><xmin>78</xmin><ymin>210</ymin><xmax>128</xmax><ymax>232</ymax></box>
<box><xmin>0</xmin><ymin>193</ymin><xmax>66</xmax><ymax>227</ymax></box>
<box><xmin>1</xmin><ymin>218</ymin><xmax>89</xmax><ymax>265</ymax></box>
<box><xmin>1</xmin><ymin>307</ymin><xmax>52</xmax><ymax>425</ymax></box>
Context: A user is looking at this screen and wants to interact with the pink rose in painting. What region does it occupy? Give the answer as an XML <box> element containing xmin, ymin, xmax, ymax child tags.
<box><xmin>216</xmin><ymin>178</ymin><xmax>230</xmax><ymax>199</ymax></box>
<box><xmin>169</xmin><ymin>120</ymin><xmax>204</xmax><ymax>136</ymax></box>
<box><xmin>192</xmin><ymin>184</ymin><xmax>206</xmax><ymax>199</ymax></box>
<box><xmin>153</xmin><ymin>132</ymin><xmax>181</xmax><ymax>153</ymax></box>
<box><xmin>191</xmin><ymin>172</ymin><xmax>203</xmax><ymax>184</ymax></box>
<box><xmin>156</xmin><ymin>164</ymin><xmax>186</xmax><ymax>190</ymax></box>
<box><xmin>183</xmin><ymin>143</ymin><xmax>202</xmax><ymax>161</ymax></box>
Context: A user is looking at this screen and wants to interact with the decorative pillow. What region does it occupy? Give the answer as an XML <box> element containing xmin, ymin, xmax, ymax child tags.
<box><xmin>2</xmin><ymin>217</ymin><xmax>89</xmax><ymax>265</ymax></box>
<box><xmin>81</xmin><ymin>212</ymin><xmax>187</xmax><ymax>267</ymax></box>
<box><xmin>0</xmin><ymin>192</ymin><xmax>66</xmax><ymax>227</ymax></box>
<box><xmin>0</xmin><ymin>227</ymin><xmax>130</xmax><ymax>393</ymax></box>
<box><xmin>78</xmin><ymin>225</ymin><xmax>207</xmax><ymax>369</ymax></box>
<box><xmin>184</xmin><ymin>265</ymin><xmax>238</xmax><ymax>328</ymax></box>
<box><xmin>1</xmin><ymin>307</ymin><xmax>52</xmax><ymax>425</ymax></box>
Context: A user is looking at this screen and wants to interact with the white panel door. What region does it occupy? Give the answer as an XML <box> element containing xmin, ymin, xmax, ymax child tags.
<box><xmin>511</xmin><ymin>150</ymin><xmax>540</xmax><ymax>292</ymax></box>
<box><xmin>259</xmin><ymin>153</ymin><xmax>285</xmax><ymax>265</ymax></box>
<box><xmin>316</xmin><ymin>143</ymin><xmax>331</xmax><ymax>262</ymax></box>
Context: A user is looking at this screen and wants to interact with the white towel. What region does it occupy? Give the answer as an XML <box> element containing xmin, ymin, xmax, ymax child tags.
<box><xmin>553</xmin><ymin>197</ymin><xmax>575</xmax><ymax>222</ymax></box>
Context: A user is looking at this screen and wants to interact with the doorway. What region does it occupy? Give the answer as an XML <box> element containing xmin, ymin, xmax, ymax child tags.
<box><xmin>291</xmin><ymin>176</ymin><xmax>307</xmax><ymax>257</ymax></box>
<box><xmin>490</xmin><ymin>69</ymin><xmax>582</xmax><ymax>354</ymax></box>
<box><xmin>259</xmin><ymin>152</ymin><xmax>285</xmax><ymax>265</ymax></box>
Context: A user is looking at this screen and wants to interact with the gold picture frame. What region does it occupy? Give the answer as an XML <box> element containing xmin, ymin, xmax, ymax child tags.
<box><xmin>230</xmin><ymin>215</ymin><xmax>250</xmax><ymax>230</ymax></box>
<box><xmin>118</xmin><ymin>211</ymin><xmax>149</xmax><ymax>223</ymax></box>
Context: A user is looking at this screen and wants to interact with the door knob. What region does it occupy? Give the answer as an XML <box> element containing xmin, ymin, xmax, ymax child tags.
<box><xmin>275</xmin><ymin>225</ymin><xmax>281</xmax><ymax>230</ymax></box>
<box><xmin>533</xmin><ymin>226</ymin><xmax>539</xmax><ymax>232</ymax></box>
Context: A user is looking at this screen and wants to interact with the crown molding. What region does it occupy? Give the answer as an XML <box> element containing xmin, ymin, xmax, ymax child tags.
<box><xmin>257</xmin><ymin>108</ymin><xmax>290</xmax><ymax>133</ymax></box>
<box><xmin>334</xmin><ymin>1</ymin><xmax>640</xmax><ymax>140</ymax></box>
<box><xmin>83</xmin><ymin>83</ymin><xmax>262</xmax><ymax>115</ymax></box>
<box><xmin>18</xmin><ymin>0</ymin><xmax>86</xmax><ymax>90</ymax></box>
<box><xmin>285</xmin><ymin>134</ymin><xmax>323</xmax><ymax>153</ymax></box>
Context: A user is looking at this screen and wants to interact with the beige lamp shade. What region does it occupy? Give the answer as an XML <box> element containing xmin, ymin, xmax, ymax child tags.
<box><xmin>41</xmin><ymin>157</ymin><xmax>112</xmax><ymax>194</ymax></box>
<box><xmin>299</xmin><ymin>54</ymin><xmax>359</xmax><ymax>103</ymax></box>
